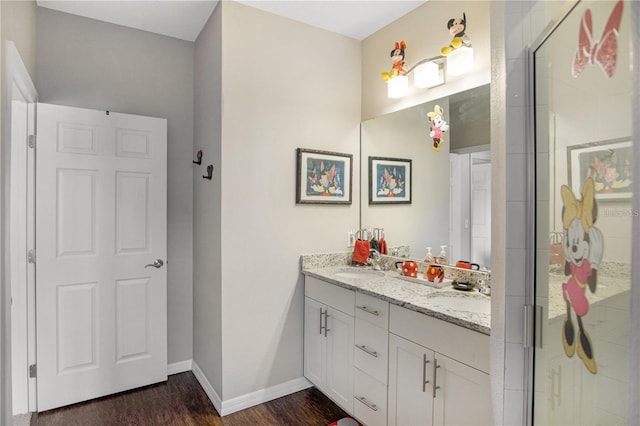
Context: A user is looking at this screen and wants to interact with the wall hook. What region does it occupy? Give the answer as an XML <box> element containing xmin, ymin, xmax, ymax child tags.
<box><xmin>193</xmin><ymin>150</ymin><xmax>203</xmax><ymax>165</ymax></box>
<box><xmin>203</xmin><ymin>164</ymin><xmax>213</xmax><ymax>180</ymax></box>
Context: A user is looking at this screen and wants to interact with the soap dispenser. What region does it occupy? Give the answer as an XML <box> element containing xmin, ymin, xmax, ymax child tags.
<box><xmin>439</xmin><ymin>245</ymin><xmax>449</xmax><ymax>265</ymax></box>
<box><xmin>424</xmin><ymin>247</ymin><xmax>434</xmax><ymax>264</ymax></box>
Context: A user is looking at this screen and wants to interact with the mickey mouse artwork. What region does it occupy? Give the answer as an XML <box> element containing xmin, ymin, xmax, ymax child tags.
<box><xmin>441</xmin><ymin>13</ymin><xmax>471</xmax><ymax>56</ymax></box>
<box><xmin>427</xmin><ymin>105</ymin><xmax>449</xmax><ymax>152</ymax></box>
<box><xmin>381</xmin><ymin>41</ymin><xmax>408</xmax><ymax>81</ymax></box>
<box><xmin>560</xmin><ymin>177</ymin><xmax>603</xmax><ymax>374</ymax></box>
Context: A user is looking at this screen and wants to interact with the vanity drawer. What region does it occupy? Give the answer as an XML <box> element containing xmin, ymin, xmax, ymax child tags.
<box><xmin>354</xmin><ymin>318</ymin><xmax>388</xmax><ymax>384</ymax></box>
<box><xmin>305</xmin><ymin>276</ymin><xmax>355</xmax><ymax>315</ymax></box>
<box><xmin>353</xmin><ymin>368</ymin><xmax>387</xmax><ymax>426</ymax></box>
<box><xmin>355</xmin><ymin>292</ymin><xmax>389</xmax><ymax>329</ymax></box>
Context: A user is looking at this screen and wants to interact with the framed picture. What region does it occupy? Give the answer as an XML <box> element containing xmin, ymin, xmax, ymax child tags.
<box><xmin>296</xmin><ymin>148</ymin><xmax>352</xmax><ymax>204</ymax></box>
<box><xmin>369</xmin><ymin>156</ymin><xmax>412</xmax><ymax>205</ymax></box>
<box><xmin>567</xmin><ymin>138</ymin><xmax>632</xmax><ymax>202</ymax></box>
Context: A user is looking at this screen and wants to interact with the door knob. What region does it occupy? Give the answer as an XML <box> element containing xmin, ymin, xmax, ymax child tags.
<box><xmin>144</xmin><ymin>259</ymin><xmax>164</xmax><ymax>269</ymax></box>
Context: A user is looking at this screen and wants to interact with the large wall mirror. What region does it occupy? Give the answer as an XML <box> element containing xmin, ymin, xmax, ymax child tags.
<box><xmin>360</xmin><ymin>84</ymin><xmax>491</xmax><ymax>267</ymax></box>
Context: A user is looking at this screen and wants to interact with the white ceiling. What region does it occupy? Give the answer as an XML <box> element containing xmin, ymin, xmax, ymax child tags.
<box><xmin>36</xmin><ymin>0</ymin><xmax>427</xmax><ymax>42</ymax></box>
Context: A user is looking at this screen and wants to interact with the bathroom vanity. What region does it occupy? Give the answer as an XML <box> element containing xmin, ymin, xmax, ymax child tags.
<box><xmin>302</xmin><ymin>257</ymin><xmax>491</xmax><ymax>426</ymax></box>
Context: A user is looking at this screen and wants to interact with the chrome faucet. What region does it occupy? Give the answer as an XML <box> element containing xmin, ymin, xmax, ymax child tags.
<box><xmin>368</xmin><ymin>249</ymin><xmax>382</xmax><ymax>271</ymax></box>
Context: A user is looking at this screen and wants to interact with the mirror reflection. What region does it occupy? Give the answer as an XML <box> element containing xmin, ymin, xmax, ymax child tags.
<box><xmin>360</xmin><ymin>84</ymin><xmax>491</xmax><ymax>267</ymax></box>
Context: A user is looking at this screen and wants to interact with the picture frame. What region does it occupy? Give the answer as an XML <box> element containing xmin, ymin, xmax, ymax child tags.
<box><xmin>567</xmin><ymin>138</ymin><xmax>632</xmax><ymax>202</ymax></box>
<box><xmin>296</xmin><ymin>148</ymin><xmax>352</xmax><ymax>205</ymax></box>
<box><xmin>369</xmin><ymin>156</ymin><xmax>412</xmax><ymax>205</ymax></box>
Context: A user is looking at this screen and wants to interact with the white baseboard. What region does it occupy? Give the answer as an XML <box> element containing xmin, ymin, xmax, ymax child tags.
<box><xmin>191</xmin><ymin>361</ymin><xmax>313</xmax><ymax>416</ymax></box>
<box><xmin>192</xmin><ymin>361</ymin><xmax>223</xmax><ymax>414</ymax></box>
<box><xmin>167</xmin><ymin>359</ymin><xmax>193</xmax><ymax>375</ymax></box>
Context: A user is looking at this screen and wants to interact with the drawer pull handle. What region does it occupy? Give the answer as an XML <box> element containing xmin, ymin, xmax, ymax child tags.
<box><xmin>356</xmin><ymin>305</ymin><xmax>380</xmax><ymax>316</ymax></box>
<box><xmin>422</xmin><ymin>354</ymin><xmax>430</xmax><ymax>392</ymax></box>
<box><xmin>355</xmin><ymin>344</ymin><xmax>378</xmax><ymax>358</ymax></box>
<box><xmin>433</xmin><ymin>358</ymin><xmax>441</xmax><ymax>398</ymax></box>
<box><xmin>355</xmin><ymin>395</ymin><xmax>378</xmax><ymax>412</ymax></box>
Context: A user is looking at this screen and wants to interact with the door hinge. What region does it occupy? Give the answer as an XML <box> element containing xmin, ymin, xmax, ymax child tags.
<box><xmin>27</xmin><ymin>249</ymin><xmax>36</xmax><ymax>264</ymax></box>
<box><xmin>29</xmin><ymin>364</ymin><xmax>36</xmax><ymax>378</ymax></box>
<box><xmin>28</xmin><ymin>134</ymin><xmax>36</xmax><ymax>149</ymax></box>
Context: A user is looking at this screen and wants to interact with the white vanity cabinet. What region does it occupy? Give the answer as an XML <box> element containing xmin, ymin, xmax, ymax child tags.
<box><xmin>304</xmin><ymin>276</ymin><xmax>355</xmax><ymax>413</ymax></box>
<box><xmin>353</xmin><ymin>292</ymin><xmax>390</xmax><ymax>426</ymax></box>
<box><xmin>388</xmin><ymin>305</ymin><xmax>491</xmax><ymax>426</ymax></box>
<box><xmin>303</xmin><ymin>273</ymin><xmax>491</xmax><ymax>426</ymax></box>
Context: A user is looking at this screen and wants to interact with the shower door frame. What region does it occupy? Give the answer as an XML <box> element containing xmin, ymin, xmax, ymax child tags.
<box><xmin>525</xmin><ymin>1</ymin><xmax>640</xmax><ymax>424</ymax></box>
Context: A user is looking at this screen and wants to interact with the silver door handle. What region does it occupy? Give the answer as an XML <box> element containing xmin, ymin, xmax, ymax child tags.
<box><xmin>145</xmin><ymin>259</ymin><xmax>164</xmax><ymax>268</ymax></box>
<box><xmin>355</xmin><ymin>344</ymin><xmax>378</xmax><ymax>358</ymax></box>
<box><xmin>356</xmin><ymin>305</ymin><xmax>380</xmax><ymax>316</ymax></box>
<box><xmin>355</xmin><ymin>395</ymin><xmax>378</xmax><ymax>412</ymax></box>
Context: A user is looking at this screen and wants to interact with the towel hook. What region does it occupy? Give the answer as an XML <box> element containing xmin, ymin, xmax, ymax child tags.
<box><xmin>203</xmin><ymin>164</ymin><xmax>213</xmax><ymax>180</ymax></box>
<box><xmin>193</xmin><ymin>150</ymin><xmax>203</xmax><ymax>165</ymax></box>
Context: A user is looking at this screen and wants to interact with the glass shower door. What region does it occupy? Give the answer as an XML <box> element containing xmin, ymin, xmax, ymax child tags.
<box><xmin>532</xmin><ymin>1</ymin><xmax>633</xmax><ymax>424</ymax></box>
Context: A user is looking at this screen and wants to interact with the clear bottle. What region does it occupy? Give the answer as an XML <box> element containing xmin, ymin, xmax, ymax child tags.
<box><xmin>439</xmin><ymin>245</ymin><xmax>448</xmax><ymax>265</ymax></box>
<box><xmin>424</xmin><ymin>247</ymin><xmax>434</xmax><ymax>264</ymax></box>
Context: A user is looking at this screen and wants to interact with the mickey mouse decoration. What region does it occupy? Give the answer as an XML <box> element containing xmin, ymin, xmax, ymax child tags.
<box><xmin>427</xmin><ymin>105</ymin><xmax>449</xmax><ymax>151</ymax></box>
<box><xmin>560</xmin><ymin>177</ymin><xmax>603</xmax><ymax>374</ymax></box>
<box><xmin>381</xmin><ymin>41</ymin><xmax>408</xmax><ymax>81</ymax></box>
<box><xmin>441</xmin><ymin>13</ymin><xmax>471</xmax><ymax>56</ymax></box>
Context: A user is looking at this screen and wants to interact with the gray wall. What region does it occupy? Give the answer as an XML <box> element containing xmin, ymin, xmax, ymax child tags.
<box><xmin>192</xmin><ymin>1</ymin><xmax>361</xmax><ymax>404</ymax></box>
<box><xmin>193</xmin><ymin>4</ymin><xmax>223</xmax><ymax>395</ymax></box>
<box><xmin>35</xmin><ymin>7</ymin><xmax>194</xmax><ymax>365</ymax></box>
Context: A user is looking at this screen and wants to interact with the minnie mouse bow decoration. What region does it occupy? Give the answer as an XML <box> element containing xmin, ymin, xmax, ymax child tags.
<box><xmin>572</xmin><ymin>0</ymin><xmax>623</xmax><ymax>78</ymax></box>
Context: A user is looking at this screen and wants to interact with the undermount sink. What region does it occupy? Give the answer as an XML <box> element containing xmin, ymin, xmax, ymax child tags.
<box><xmin>333</xmin><ymin>270</ymin><xmax>385</xmax><ymax>279</ymax></box>
<box><xmin>427</xmin><ymin>295</ymin><xmax>490</xmax><ymax>314</ymax></box>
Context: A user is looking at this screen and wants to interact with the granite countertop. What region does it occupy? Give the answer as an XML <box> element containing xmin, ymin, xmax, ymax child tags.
<box><xmin>303</xmin><ymin>265</ymin><xmax>491</xmax><ymax>335</ymax></box>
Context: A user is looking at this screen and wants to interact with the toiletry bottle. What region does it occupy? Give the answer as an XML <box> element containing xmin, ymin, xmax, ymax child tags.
<box><xmin>439</xmin><ymin>245</ymin><xmax>449</xmax><ymax>265</ymax></box>
<box><xmin>424</xmin><ymin>247</ymin><xmax>433</xmax><ymax>264</ymax></box>
<box><xmin>423</xmin><ymin>247</ymin><xmax>433</xmax><ymax>278</ymax></box>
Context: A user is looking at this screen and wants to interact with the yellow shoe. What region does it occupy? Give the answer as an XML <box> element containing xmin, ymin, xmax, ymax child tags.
<box><xmin>381</xmin><ymin>71</ymin><xmax>391</xmax><ymax>81</ymax></box>
<box><xmin>451</xmin><ymin>37</ymin><xmax>463</xmax><ymax>49</ymax></box>
<box><xmin>577</xmin><ymin>329</ymin><xmax>597</xmax><ymax>374</ymax></box>
<box><xmin>441</xmin><ymin>46</ymin><xmax>452</xmax><ymax>56</ymax></box>
<box><xmin>562</xmin><ymin>318</ymin><xmax>576</xmax><ymax>357</ymax></box>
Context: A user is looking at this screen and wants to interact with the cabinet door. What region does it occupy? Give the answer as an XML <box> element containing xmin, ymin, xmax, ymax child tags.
<box><xmin>304</xmin><ymin>297</ymin><xmax>325</xmax><ymax>388</ymax></box>
<box><xmin>388</xmin><ymin>334</ymin><xmax>434</xmax><ymax>426</ymax></box>
<box><xmin>432</xmin><ymin>354</ymin><xmax>491</xmax><ymax>426</ymax></box>
<box><xmin>325</xmin><ymin>306</ymin><xmax>354</xmax><ymax>413</ymax></box>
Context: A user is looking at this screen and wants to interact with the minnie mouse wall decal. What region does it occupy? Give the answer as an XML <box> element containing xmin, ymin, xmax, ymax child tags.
<box><xmin>560</xmin><ymin>177</ymin><xmax>603</xmax><ymax>374</ymax></box>
<box><xmin>427</xmin><ymin>105</ymin><xmax>449</xmax><ymax>152</ymax></box>
<box><xmin>572</xmin><ymin>0</ymin><xmax>623</xmax><ymax>78</ymax></box>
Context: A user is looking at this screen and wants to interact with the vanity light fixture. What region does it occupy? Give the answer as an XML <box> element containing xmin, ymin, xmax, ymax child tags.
<box><xmin>387</xmin><ymin>74</ymin><xmax>409</xmax><ymax>98</ymax></box>
<box><xmin>446</xmin><ymin>45</ymin><xmax>474</xmax><ymax>76</ymax></box>
<box><xmin>413</xmin><ymin>57</ymin><xmax>445</xmax><ymax>89</ymax></box>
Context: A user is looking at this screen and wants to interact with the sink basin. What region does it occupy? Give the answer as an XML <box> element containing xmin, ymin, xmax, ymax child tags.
<box><xmin>428</xmin><ymin>295</ymin><xmax>490</xmax><ymax>314</ymax></box>
<box><xmin>333</xmin><ymin>270</ymin><xmax>385</xmax><ymax>280</ymax></box>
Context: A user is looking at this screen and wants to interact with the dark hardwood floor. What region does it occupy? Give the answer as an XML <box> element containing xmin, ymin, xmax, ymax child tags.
<box><xmin>33</xmin><ymin>372</ymin><xmax>349</xmax><ymax>426</ymax></box>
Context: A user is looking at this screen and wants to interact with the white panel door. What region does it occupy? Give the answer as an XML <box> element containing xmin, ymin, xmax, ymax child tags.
<box><xmin>470</xmin><ymin>162</ymin><xmax>491</xmax><ymax>267</ymax></box>
<box><xmin>35</xmin><ymin>103</ymin><xmax>167</xmax><ymax>411</ymax></box>
<box><xmin>325</xmin><ymin>306</ymin><xmax>354</xmax><ymax>413</ymax></box>
<box><xmin>388</xmin><ymin>334</ymin><xmax>434</xmax><ymax>426</ymax></box>
<box><xmin>303</xmin><ymin>297</ymin><xmax>325</xmax><ymax>388</ymax></box>
<box><xmin>432</xmin><ymin>354</ymin><xmax>491</xmax><ymax>426</ymax></box>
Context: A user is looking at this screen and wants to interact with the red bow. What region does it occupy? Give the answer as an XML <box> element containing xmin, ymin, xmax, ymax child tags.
<box><xmin>572</xmin><ymin>0</ymin><xmax>623</xmax><ymax>78</ymax></box>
